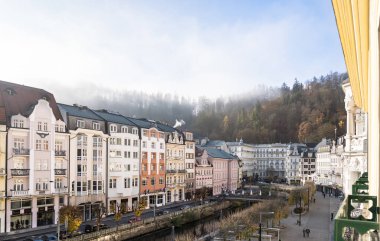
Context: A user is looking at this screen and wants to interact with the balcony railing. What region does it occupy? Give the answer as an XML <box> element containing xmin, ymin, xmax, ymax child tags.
<box><xmin>166</xmin><ymin>170</ymin><xmax>176</xmax><ymax>174</ymax></box>
<box><xmin>11</xmin><ymin>169</ymin><xmax>30</xmax><ymax>176</ymax></box>
<box><xmin>55</xmin><ymin>150</ymin><xmax>66</xmax><ymax>156</ymax></box>
<box><xmin>11</xmin><ymin>190</ymin><xmax>29</xmax><ymax>196</ymax></box>
<box><xmin>54</xmin><ymin>169</ymin><xmax>67</xmax><ymax>176</ymax></box>
<box><xmin>54</xmin><ymin>187</ymin><xmax>68</xmax><ymax>194</ymax></box>
<box><xmin>334</xmin><ymin>172</ymin><xmax>379</xmax><ymax>240</ymax></box>
<box><xmin>13</xmin><ymin>148</ymin><xmax>30</xmax><ymax>156</ymax></box>
<box><xmin>178</xmin><ymin>169</ymin><xmax>186</xmax><ymax>173</ymax></box>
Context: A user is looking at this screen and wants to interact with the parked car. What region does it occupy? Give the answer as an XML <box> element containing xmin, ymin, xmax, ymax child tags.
<box><xmin>128</xmin><ymin>216</ymin><xmax>142</xmax><ymax>223</ymax></box>
<box><xmin>156</xmin><ymin>210</ymin><xmax>169</xmax><ymax>216</ymax></box>
<box><xmin>92</xmin><ymin>223</ymin><xmax>110</xmax><ymax>231</ymax></box>
<box><xmin>84</xmin><ymin>224</ymin><xmax>94</xmax><ymax>233</ymax></box>
<box><xmin>180</xmin><ymin>205</ymin><xmax>191</xmax><ymax>210</ymax></box>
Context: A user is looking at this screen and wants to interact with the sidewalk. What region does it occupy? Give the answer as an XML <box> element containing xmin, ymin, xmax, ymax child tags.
<box><xmin>279</xmin><ymin>192</ymin><xmax>341</xmax><ymax>241</ymax></box>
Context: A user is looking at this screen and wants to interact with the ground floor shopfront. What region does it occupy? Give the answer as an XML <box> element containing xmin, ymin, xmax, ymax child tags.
<box><xmin>6</xmin><ymin>195</ymin><xmax>66</xmax><ymax>232</ymax></box>
<box><xmin>108</xmin><ymin>196</ymin><xmax>138</xmax><ymax>214</ymax></box>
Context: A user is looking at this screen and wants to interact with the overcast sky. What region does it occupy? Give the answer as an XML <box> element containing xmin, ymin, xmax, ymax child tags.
<box><xmin>0</xmin><ymin>0</ymin><xmax>345</xmax><ymax>102</ymax></box>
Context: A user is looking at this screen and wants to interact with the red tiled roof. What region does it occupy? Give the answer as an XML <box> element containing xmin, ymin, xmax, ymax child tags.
<box><xmin>0</xmin><ymin>80</ymin><xmax>62</xmax><ymax>125</ymax></box>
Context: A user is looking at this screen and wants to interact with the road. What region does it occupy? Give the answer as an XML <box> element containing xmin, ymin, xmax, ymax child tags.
<box><xmin>0</xmin><ymin>200</ymin><xmax>200</xmax><ymax>241</ymax></box>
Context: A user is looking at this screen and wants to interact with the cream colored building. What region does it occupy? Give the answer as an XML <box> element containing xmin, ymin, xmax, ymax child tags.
<box><xmin>0</xmin><ymin>125</ymin><xmax>6</xmax><ymax>233</ymax></box>
<box><xmin>165</xmin><ymin>131</ymin><xmax>186</xmax><ymax>202</ymax></box>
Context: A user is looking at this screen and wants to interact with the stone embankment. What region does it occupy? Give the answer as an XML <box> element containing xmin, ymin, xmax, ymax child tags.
<box><xmin>66</xmin><ymin>201</ymin><xmax>227</xmax><ymax>241</ymax></box>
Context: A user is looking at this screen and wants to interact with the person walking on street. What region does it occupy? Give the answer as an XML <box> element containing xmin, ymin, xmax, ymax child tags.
<box><xmin>306</xmin><ymin>228</ymin><xmax>310</xmax><ymax>237</ymax></box>
<box><xmin>303</xmin><ymin>228</ymin><xmax>306</xmax><ymax>237</ymax></box>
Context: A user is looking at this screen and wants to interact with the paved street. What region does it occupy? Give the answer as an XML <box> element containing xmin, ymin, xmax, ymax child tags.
<box><xmin>0</xmin><ymin>200</ymin><xmax>199</xmax><ymax>241</ymax></box>
<box><xmin>279</xmin><ymin>192</ymin><xmax>342</xmax><ymax>241</ymax></box>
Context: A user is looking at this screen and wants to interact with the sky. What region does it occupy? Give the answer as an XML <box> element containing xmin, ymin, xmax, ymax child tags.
<box><xmin>0</xmin><ymin>0</ymin><xmax>346</xmax><ymax>103</ymax></box>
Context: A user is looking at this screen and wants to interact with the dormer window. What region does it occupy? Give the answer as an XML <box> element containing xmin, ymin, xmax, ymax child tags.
<box><xmin>121</xmin><ymin>126</ymin><xmax>128</xmax><ymax>133</ymax></box>
<box><xmin>110</xmin><ymin>124</ymin><xmax>117</xmax><ymax>132</ymax></box>
<box><xmin>5</xmin><ymin>88</ymin><xmax>15</xmax><ymax>95</ymax></box>
<box><xmin>12</xmin><ymin>119</ymin><xmax>24</xmax><ymax>128</ymax></box>
<box><xmin>76</xmin><ymin>120</ymin><xmax>85</xmax><ymax>128</ymax></box>
<box><xmin>93</xmin><ymin>122</ymin><xmax>100</xmax><ymax>130</ymax></box>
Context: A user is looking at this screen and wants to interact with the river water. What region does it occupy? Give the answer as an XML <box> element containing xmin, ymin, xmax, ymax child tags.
<box><xmin>125</xmin><ymin>204</ymin><xmax>248</xmax><ymax>241</ymax></box>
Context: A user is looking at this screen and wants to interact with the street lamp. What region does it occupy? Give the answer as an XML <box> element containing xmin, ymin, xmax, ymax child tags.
<box><xmin>259</xmin><ymin>211</ymin><xmax>274</xmax><ymax>241</ymax></box>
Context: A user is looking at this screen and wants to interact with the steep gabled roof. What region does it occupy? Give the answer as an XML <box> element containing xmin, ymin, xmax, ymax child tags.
<box><xmin>126</xmin><ymin>117</ymin><xmax>157</xmax><ymax>129</ymax></box>
<box><xmin>93</xmin><ymin>109</ymin><xmax>136</xmax><ymax>126</ymax></box>
<box><xmin>58</xmin><ymin>103</ymin><xmax>103</xmax><ymax>121</ymax></box>
<box><xmin>0</xmin><ymin>80</ymin><xmax>62</xmax><ymax>125</ymax></box>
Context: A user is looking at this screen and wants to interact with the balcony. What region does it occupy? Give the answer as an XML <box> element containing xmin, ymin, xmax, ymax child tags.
<box><xmin>334</xmin><ymin>172</ymin><xmax>379</xmax><ymax>240</ymax></box>
<box><xmin>13</xmin><ymin>148</ymin><xmax>30</xmax><ymax>156</ymax></box>
<box><xmin>55</xmin><ymin>150</ymin><xmax>66</xmax><ymax>156</ymax></box>
<box><xmin>54</xmin><ymin>187</ymin><xmax>68</xmax><ymax>194</ymax></box>
<box><xmin>178</xmin><ymin>169</ymin><xmax>186</xmax><ymax>173</ymax></box>
<box><xmin>11</xmin><ymin>169</ymin><xmax>30</xmax><ymax>176</ymax></box>
<box><xmin>166</xmin><ymin>170</ymin><xmax>176</xmax><ymax>174</ymax></box>
<box><xmin>54</xmin><ymin>169</ymin><xmax>67</xmax><ymax>176</ymax></box>
<box><xmin>11</xmin><ymin>190</ymin><xmax>29</xmax><ymax>197</ymax></box>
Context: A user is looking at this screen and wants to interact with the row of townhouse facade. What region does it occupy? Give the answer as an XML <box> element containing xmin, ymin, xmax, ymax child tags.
<box><xmin>0</xmin><ymin>80</ymin><xmax>233</xmax><ymax>234</ymax></box>
<box><xmin>226</xmin><ymin>140</ymin><xmax>316</xmax><ymax>185</ymax></box>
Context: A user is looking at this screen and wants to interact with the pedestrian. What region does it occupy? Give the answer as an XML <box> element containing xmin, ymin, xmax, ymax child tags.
<box><xmin>303</xmin><ymin>228</ymin><xmax>306</xmax><ymax>237</ymax></box>
<box><xmin>331</xmin><ymin>212</ymin><xmax>334</xmax><ymax>220</ymax></box>
<box><xmin>323</xmin><ymin>193</ymin><xmax>326</xmax><ymax>198</ymax></box>
<box><xmin>306</xmin><ymin>228</ymin><xmax>310</xmax><ymax>237</ymax></box>
<box><xmin>314</xmin><ymin>198</ymin><xmax>316</xmax><ymax>203</ymax></box>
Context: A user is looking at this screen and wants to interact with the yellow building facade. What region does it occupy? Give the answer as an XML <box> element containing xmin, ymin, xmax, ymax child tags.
<box><xmin>332</xmin><ymin>0</ymin><xmax>380</xmax><ymax>239</ymax></box>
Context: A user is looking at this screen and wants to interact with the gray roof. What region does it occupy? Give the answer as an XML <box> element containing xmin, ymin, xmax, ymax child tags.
<box><xmin>58</xmin><ymin>103</ymin><xmax>103</xmax><ymax>121</ymax></box>
<box><xmin>93</xmin><ymin>110</ymin><xmax>136</xmax><ymax>126</ymax></box>
<box><xmin>203</xmin><ymin>147</ymin><xmax>236</xmax><ymax>160</ymax></box>
<box><xmin>126</xmin><ymin>117</ymin><xmax>156</xmax><ymax>129</ymax></box>
<box><xmin>202</xmin><ymin>140</ymin><xmax>226</xmax><ymax>147</ymax></box>
<box><xmin>156</xmin><ymin>122</ymin><xmax>177</xmax><ymax>133</ymax></box>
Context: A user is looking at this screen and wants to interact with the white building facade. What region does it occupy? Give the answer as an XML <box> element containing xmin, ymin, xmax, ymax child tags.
<box><xmin>341</xmin><ymin>82</ymin><xmax>368</xmax><ymax>195</ymax></box>
<box><xmin>6</xmin><ymin>97</ymin><xmax>69</xmax><ymax>232</ymax></box>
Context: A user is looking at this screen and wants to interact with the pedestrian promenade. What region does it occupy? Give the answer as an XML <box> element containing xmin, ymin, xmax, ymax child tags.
<box><xmin>279</xmin><ymin>192</ymin><xmax>341</xmax><ymax>241</ymax></box>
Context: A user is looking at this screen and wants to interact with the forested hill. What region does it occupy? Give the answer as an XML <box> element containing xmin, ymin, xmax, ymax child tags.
<box><xmin>190</xmin><ymin>72</ymin><xmax>348</xmax><ymax>143</ymax></box>
<box><xmin>84</xmin><ymin>72</ymin><xmax>348</xmax><ymax>144</ymax></box>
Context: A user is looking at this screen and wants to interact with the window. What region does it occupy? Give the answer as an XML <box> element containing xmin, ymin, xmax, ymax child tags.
<box><xmin>13</xmin><ymin>119</ymin><xmax>25</xmax><ymax>128</ymax></box>
<box><xmin>14</xmin><ymin>138</ymin><xmax>25</xmax><ymax>149</ymax></box>
<box><xmin>109</xmin><ymin>179</ymin><xmax>117</xmax><ymax>188</ymax></box>
<box><xmin>121</xmin><ymin>126</ymin><xmax>128</xmax><ymax>133</ymax></box>
<box><xmin>43</xmin><ymin>140</ymin><xmax>49</xmax><ymax>150</ymax></box>
<box><xmin>133</xmin><ymin>140</ymin><xmax>138</xmax><ymax>147</ymax></box>
<box><xmin>132</xmin><ymin>128</ymin><xmax>138</xmax><ymax>135</ymax></box>
<box><xmin>143</xmin><ymin>130</ymin><xmax>148</xmax><ymax>136</ymax></box>
<box><xmin>142</xmin><ymin>179</ymin><xmax>147</xmax><ymax>186</ymax></box>
<box><xmin>93</xmin><ymin>122</ymin><xmax>100</xmax><ymax>130</ymax></box>
<box><xmin>36</xmin><ymin>160</ymin><xmax>48</xmax><ymax>170</ymax></box>
<box><xmin>55</xmin><ymin>178</ymin><xmax>63</xmax><ymax>189</ymax></box>
<box><xmin>142</xmin><ymin>141</ymin><xmax>147</xmax><ymax>148</ymax></box>
<box><xmin>77</xmin><ymin>164</ymin><xmax>87</xmax><ymax>176</ymax></box>
<box><xmin>132</xmin><ymin>178</ymin><xmax>138</xmax><ymax>187</ymax></box>
<box><xmin>160</xmin><ymin>143</ymin><xmax>164</xmax><ymax>149</ymax></box>
<box><xmin>150</xmin><ymin>177</ymin><xmax>155</xmax><ymax>186</ymax></box>
<box><xmin>38</xmin><ymin>122</ymin><xmax>42</xmax><ymax>131</ymax></box>
<box><xmin>77</xmin><ymin>181</ymin><xmax>87</xmax><ymax>192</ymax></box>
<box><xmin>133</xmin><ymin>152</ymin><xmax>138</xmax><ymax>159</ymax></box>
<box><xmin>36</xmin><ymin>140</ymin><xmax>42</xmax><ymax>150</ymax></box>
<box><xmin>124</xmin><ymin>151</ymin><xmax>131</xmax><ymax>158</ymax></box>
<box><xmin>151</xmin><ymin>142</ymin><xmax>156</xmax><ymax>148</ymax></box>
<box><xmin>76</xmin><ymin>120</ymin><xmax>85</xmax><ymax>128</ymax></box>
<box><xmin>93</xmin><ymin>181</ymin><xmax>102</xmax><ymax>191</ymax></box>
<box><xmin>110</xmin><ymin>125</ymin><xmax>117</xmax><ymax>132</ymax></box>
<box><xmin>55</xmin><ymin>140</ymin><xmax>63</xmax><ymax>151</ymax></box>
<box><xmin>13</xmin><ymin>179</ymin><xmax>24</xmax><ymax>191</ymax></box>
<box><xmin>159</xmin><ymin>177</ymin><xmax>164</xmax><ymax>185</ymax></box>
<box><xmin>43</xmin><ymin>122</ymin><xmax>48</xmax><ymax>131</ymax></box>
<box><xmin>124</xmin><ymin>139</ymin><xmax>131</xmax><ymax>146</ymax></box>
<box><xmin>124</xmin><ymin>178</ymin><xmax>130</xmax><ymax>188</ymax></box>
